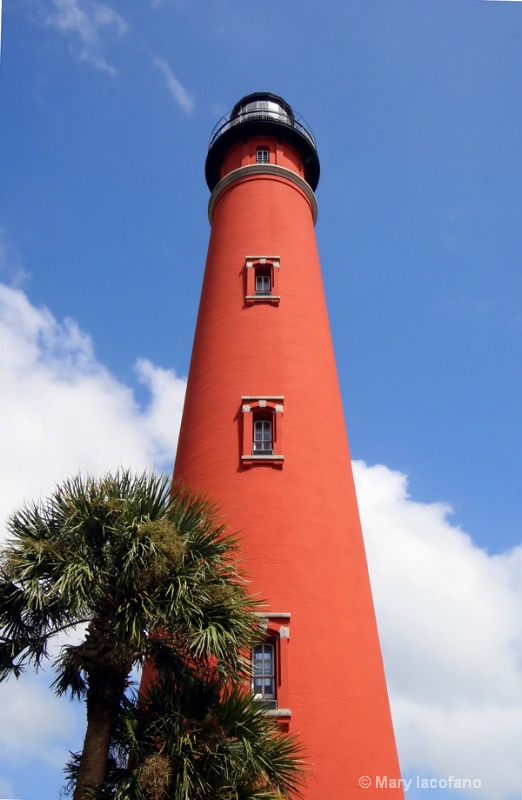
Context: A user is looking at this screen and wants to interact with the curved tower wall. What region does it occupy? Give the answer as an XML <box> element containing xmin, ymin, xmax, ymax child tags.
<box><xmin>173</xmin><ymin>93</ymin><xmax>404</xmax><ymax>798</ymax></box>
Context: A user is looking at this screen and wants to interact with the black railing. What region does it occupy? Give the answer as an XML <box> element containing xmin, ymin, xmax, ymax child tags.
<box><xmin>209</xmin><ymin>107</ymin><xmax>317</xmax><ymax>151</ymax></box>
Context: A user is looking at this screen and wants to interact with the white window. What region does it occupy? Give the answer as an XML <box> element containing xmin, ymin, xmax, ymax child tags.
<box><xmin>256</xmin><ymin>148</ymin><xmax>269</xmax><ymax>164</ymax></box>
<box><xmin>244</xmin><ymin>256</ymin><xmax>280</xmax><ymax>305</ymax></box>
<box><xmin>253</xmin><ymin>419</ymin><xmax>273</xmax><ymax>454</ymax></box>
<box><xmin>241</xmin><ymin>397</ymin><xmax>284</xmax><ymax>468</ymax></box>
<box><xmin>252</xmin><ymin>643</ymin><xmax>276</xmax><ymax>704</ymax></box>
<box><xmin>255</xmin><ymin>272</ymin><xmax>271</xmax><ymax>294</ymax></box>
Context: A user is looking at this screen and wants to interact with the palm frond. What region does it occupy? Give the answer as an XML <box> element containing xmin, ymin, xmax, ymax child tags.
<box><xmin>94</xmin><ymin>663</ymin><xmax>306</xmax><ymax>800</ymax></box>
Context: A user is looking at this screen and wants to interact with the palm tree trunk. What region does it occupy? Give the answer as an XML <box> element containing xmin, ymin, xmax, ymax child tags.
<box><xmin>73</xmin><ymin>672</ymin><xmax>125</xmax><ymax>800</ymax></box>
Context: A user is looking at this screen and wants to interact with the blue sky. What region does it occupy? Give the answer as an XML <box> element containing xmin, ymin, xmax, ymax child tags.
<box><xmin>1</xmin><ymin>1</ymin><xmax>522</xmax><ymax>799</ymax></box>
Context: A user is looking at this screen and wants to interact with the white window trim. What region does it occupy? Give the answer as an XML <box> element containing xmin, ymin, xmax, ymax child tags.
<box><xmin>245</xmin><ymin>256</ymin><xmax>281</xmax><ymax>303</ymax></box>
<box><xmin>241</xmin><ymin>397</ymin><xmax>284</xmax><ymax>466</ymax></box>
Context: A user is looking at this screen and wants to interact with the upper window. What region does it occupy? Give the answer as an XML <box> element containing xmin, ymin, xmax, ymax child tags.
<box><xmin>252</xmin><ymin>643</ymin><xmax>276</xmax><ymax>706</ymax></box>
<box><xmin>244</xmin><ymin>256</ymin><xmax>280</xmax><ymax>304</ymax></box>
<box><xmin>256</xmin><ymin>148</ymin><xmax>270</xmax><ymax>164</ymax></box>
<box><xmin>255</xmin><ymin>271</ymin><xmax>271</xmax><ymax>295</ymax></box>
<box><xmin>253</xmin><ymin>419</ymin><xmax>273</xmax><ymax>454</ymax></box>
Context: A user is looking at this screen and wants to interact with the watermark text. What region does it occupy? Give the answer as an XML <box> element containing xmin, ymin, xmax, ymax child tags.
<box><xmin>358</xmin><ymin>775</ymin><xmax>482</xmax><ymax>791</ymax></box>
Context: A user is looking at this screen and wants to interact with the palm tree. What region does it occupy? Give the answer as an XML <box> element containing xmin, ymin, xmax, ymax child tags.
<box><xmin>0</xmin><ymin>471</ymin><xmax>262</xmax><ymax>800</ymax></box>
<box><xmin>67</xmin><ymin>652</ymin><xmax>306</xmax><ymax>800</ymax></box>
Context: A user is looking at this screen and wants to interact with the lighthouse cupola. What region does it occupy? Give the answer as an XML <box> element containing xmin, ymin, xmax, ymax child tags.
<box><xmin>205</xmin><ymin>91</ymin><xmax>320</xmax><ymax>192</ymax></box>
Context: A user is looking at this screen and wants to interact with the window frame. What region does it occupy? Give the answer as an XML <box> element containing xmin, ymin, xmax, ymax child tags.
<box><xmin>253</xmin><ymin>418</ymin><xmax>273</xmax><ymax>454</ymax></box>
<box><xmin>241</xmin><ymin>397</ymin><xmax>284</xmax><ymax>468</ymax></box>
<box><xmin>256</xmin><ymin>147</ymin><xmax>270</xmax><ymax>164</ymax></box>
<box><xmin>251</xmin><ymin>612</ymin><xmax>291</xmax><ymax>725</ymax></box>
<box><xmin>244</xmin><ymin>256</ymin><xmax>280</xmax><ymax>304</ymax></box>
<box><xmin>252</xmin><ymin>643</ymin><xmax>277</xmax><ymax>706</ymax></box>
<box><xmin>254</xmin><ymin>271</ymin><xmax>271</xmax><ymax>295</ymax></box>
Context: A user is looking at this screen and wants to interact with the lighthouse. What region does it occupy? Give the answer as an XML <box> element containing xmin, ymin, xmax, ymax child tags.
<box><xmin>173</xmin><ymin>93</ymin><xmax>404</xmax><ymax>798</ymax></box>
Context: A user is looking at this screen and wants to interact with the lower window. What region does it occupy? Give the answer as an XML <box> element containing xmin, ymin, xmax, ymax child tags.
<box><xmin>250</xmin><ymin>614</ymin><xmax>291</xmax><ymax>725</ymax></box>
<box><xmin>252</xmin><ymin>643</ymin><xmax>276</xmax><ymax>708</ymax></box>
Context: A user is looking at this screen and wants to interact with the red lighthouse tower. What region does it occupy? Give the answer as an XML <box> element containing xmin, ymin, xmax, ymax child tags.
<box><xmin>174</xmin><ymin>93</ymin><xmax>404</xmax><ymax>798</ymax></box>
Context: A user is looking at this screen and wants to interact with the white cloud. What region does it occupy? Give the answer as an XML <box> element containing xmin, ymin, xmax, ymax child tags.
<box><xmin>354</xmin><ymin>461</ymin><xmax>522</xmax><ymax>799</ymax></box>
<box><xmin>152</xmin><ymin>57</ymin><xmax>194</xmax><ymax>113</ymax></box>
<box><xmin>135</xmin><ymin>357</ymin><xmax>186</xmax><ymax>465</ymax></box>
<box><xmin>0</xmin><ymin>676</ymin><xmax>79</xmax><ymax>768</ymax></box>
<box><xmin>43</xmin><ymin>0</ymin><xmax>128</xmax><ymax>75</ymax></box>
<box><xmin>0</xmin><ymin>282</ymin><xmax>186</xmax><ymax>539</ymax></box>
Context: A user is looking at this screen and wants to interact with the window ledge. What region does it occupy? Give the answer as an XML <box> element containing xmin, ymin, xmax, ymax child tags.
<box><xmin>265</xmin><ymin>708</ymin><xmax>291</xmax><ymax>718</ymax></box>
<box><xmin>245</xmin><ymin>295</ymin><xmax>281</xmax><ymax>304</ymax></box>
<box><xmin>241</xmin><ymin>454</ymin><xmax>284</xmax><ymax>469</ymax></box>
